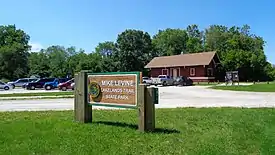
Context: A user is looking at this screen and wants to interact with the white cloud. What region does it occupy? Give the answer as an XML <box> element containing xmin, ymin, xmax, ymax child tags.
<box><xmin>29</xmin><ymin>42</ymin><xmax>44</xmax><ymax>52</ymax></box>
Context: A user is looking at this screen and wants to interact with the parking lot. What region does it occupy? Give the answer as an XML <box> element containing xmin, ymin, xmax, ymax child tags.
<box><xmin>0</xmin><ymin>85</ymin><xmax>275</xmax><ymax>111</ymax></box>
<box><xmin>157</xmin><ymin>86</ymin><xmax>275</xmax><ymax>108</ymax></box>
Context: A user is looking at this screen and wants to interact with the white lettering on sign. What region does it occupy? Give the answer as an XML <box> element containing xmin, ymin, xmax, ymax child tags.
<box><xmin>123</xmin><ymin>88</ymin><xmax>135</xmax><ymax>94</ymax></box>
<box><xmin>105</xmin><ymin>94</ymin><xmax>129</xmax><ymax>100</ymax></box>
<box><xmin>101</xmin><ymin>88</ymin><xmax>135</xmax><ymax>94</ymax></box>
<box><xmin>102</xmin><ymin>88</ymin><xmax>123</xmax><ymax>93</ymax></box>
<box><xmin>101</xmin><ymin>80</ymin><xmax>134</xmax><ymax>87</ymax></box>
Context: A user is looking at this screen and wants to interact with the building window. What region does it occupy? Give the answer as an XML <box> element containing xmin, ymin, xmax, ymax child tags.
<box><xmin>162</xmin><ymin>69</ymin><xmax>168</xmax><ymax>75</ymax></box>
<box><xmin>190</xmin><ymin>68</ymin><xmax>195</xmax><ymax>76</ymax></box>
<box><xmin>207</xmin><ymin>68</ymin><xmax>213</xmax><ymax>76</ymax></box>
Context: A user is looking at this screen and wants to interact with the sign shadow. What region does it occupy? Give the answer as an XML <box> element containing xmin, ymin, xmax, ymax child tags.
<box><xmin>93</xmin><ymin>121</ymin><xmax>180</xmax><ymax>134</ymax></box>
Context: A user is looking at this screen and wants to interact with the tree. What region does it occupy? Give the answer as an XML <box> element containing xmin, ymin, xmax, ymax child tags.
<box><xmin>28</xmin><ymin>50</ymin><xmax>51</xmax><ymax>77</ymax></box>
<box><xmin>186</xmin><ymin>24</ymin><xmax>204</xmax><ymax>53</ymax></box>
<box><xmin>95</xmin><ymin>41</ymin><xmax>118</xmax><ymax>72</ymax></box>
<box><xmin>67</xmin><ymin>48</ymin><xmax>86</xmax><ymax>74</ymax></box>
<box><xmin>44</xmin><ymin>45</ymin><xmax>70</xmax><ymax>77</ymax></box>
<box><xmin>152</xmin><ymin>28</ymin><xmax>188</xmax><ymax>56</ymax></box>
<box><xmin>204</xmin><ymin>24</ymin><xmax>274</xmax><ymax>81</ymax></box>
<box><xmin>76</xmin><ymin>52</ymin><xmax>102</xmax><ymax>73</ymax></box>
<box><xmin>116</xmin><ymin>29</ymin><xmax>152</xmax><ymax>72</ymax></box>
<box><xmin>95</xmin><ymin>41</ymin><xmax>116</xmax><ymax>57</ymax></box>
<box><xmin>204</xmin><ymin>25</ymin><xmax>229</xmax><ymax>54</ymax></box>
<box><xmin>0</xmin><ymin>25</ymin><xmax>31</xmax><ymax>80</ymax></box>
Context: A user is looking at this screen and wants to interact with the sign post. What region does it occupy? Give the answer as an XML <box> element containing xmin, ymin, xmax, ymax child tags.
<box><xmin>74</xmin><ymin>71</ymin><xmax>158</xmax><ymax>132</ymax></box>
<box><xmin>74</xmin><ymin>71</ymin><xmax>92</xmax><ymax>123</ymax></box>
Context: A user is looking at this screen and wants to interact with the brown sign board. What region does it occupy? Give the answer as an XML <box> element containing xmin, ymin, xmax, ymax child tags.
<box><xmin>87</xmin><ymin>72</ymin><xmax>140</xmax><ymax>107</ymax></box>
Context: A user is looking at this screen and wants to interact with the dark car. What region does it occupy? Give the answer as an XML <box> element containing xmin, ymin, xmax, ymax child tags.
<box><xmin>25</xmin><ymin>78</ymin><xmax>56</xmax><ymax>90</ymax></box>
<box><xmin>22</xmin><ymin>78</ymin><xmax>39</xmax><ymax>89</ymax></box>
<box><xmin>43</xmin><ymin>78</ymin><xmax>71</xmax><ymax>90</ymax></box>
<box><xmin>7</xmin><ymin>78</ymin><xmax>38</xmax><ymax>89</ymax></box>
<box><xmin>58</xmin><ymin>78</ymin><xmax>74</xmax><ymax>91</ymax></box>
<box><xmin>174</xmin><ymin>76</ymin><xmax>193</xmax><ymax>86</ymax></box>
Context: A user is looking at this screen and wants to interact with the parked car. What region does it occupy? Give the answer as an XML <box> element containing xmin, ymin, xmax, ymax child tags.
<box><xmin>43</xmin><ymin>78</ymin><xmax>71</xmax><ymax>90</ymax></box>
<box><xmin>58</xmin><ymin>78</ymin><xmax>74</xmax><ymax>91</ymax></box>
<box><xmin>25</xmin><ymin>78</ymin><xmax>56</xmax><ymax>90</ymax></box>
<box><xmin>142</xmin><ymin>77</ymin><xmax>152</xmax><ymax>85</ymax></box>
<box><xmin>0</xmin><ymin>81</ymin><xmax>12</xmax><ymax>90</ymax></box>
<box><xmin>22</xmin><ymin>78</ymin><xmax>40</xmax><ymax>89</ymax></box>
<box><xmin>173</xmin><ymin>76</ymin><xmax>193</xmax><ymax>86</ymax></box>
<box><xmin>7</xmin><ymin>78</ymin><xmax>38</xmax><ymax>89</ymax></box>
<box><xmin>151</xmin><ymin>75</ymin><xmax>175</xmax><ymax>86</ymax></box>
<box><xmin>71</xmin><ymin>82</ymin><xmax>75</xmax><ymax>90</ymax></box>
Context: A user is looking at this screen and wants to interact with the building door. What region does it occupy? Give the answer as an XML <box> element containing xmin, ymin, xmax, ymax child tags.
<box><xmin>173</xmin><ymin>69</ymin><xmax>178</xmax><ymax>77</ymax></box>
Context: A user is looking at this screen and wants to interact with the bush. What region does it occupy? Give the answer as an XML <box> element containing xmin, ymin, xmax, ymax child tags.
<box><xmin>0</xmin><ymin>78</ymin><xmax>10</xmax><ymax>83</ymax></box>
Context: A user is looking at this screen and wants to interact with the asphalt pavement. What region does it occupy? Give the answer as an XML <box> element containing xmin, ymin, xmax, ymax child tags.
<box><xmin>0</xmin><ymin>86</ymin><xmax>274</xmax><ymax>112</ymax></box>
<box><xmin>0</xmin><ymin>88</ymin><xmax>72</xmax><ymax>94</ymax></box>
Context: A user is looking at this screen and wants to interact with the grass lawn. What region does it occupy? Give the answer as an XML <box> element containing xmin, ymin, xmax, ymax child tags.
<box><xmin>1</xmin><ymin>108</ymin><xmax>275</xmax><ymax>154</ymax></box>
<box><xmin>0</xmin><ymin>91</ymin><xmax>73</xmax><ymax>97</ymax></box>
<box><xmin>194</xmin><ymin>83</ymin><xmax>218</xmax><ymax>86</ymax></box>
<box><xmin>211</xmin><ymin>82</ymin><xmax>275</xmax><ymax>92</ymax></box>
<box><xmin>193</xmin><ymin>82</ymin><xmax>220</xmax><ymax>86</ymax></box>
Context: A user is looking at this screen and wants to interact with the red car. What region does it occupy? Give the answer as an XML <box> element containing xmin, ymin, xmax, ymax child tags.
<box><xmin>58</xmin><ymin>79</ymin><xmax>74</xmax><ymax>91</ymax></box>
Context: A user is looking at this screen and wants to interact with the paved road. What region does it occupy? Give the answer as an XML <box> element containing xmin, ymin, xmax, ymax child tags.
<box><xmin>0</xmin><ymin>88</ymin><xmax>72</xmax><ymax>94</ymax></box>
<box><xmin>0</xmin><ymin>86</ymin><xmax>275</xmax><ymax>111</ymax></box>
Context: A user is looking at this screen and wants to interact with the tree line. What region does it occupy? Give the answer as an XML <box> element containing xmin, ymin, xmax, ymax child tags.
<box><xmin>0</xmin><ymin>24</ymin><xmax>274</xmax><ymax>81</ymax></box>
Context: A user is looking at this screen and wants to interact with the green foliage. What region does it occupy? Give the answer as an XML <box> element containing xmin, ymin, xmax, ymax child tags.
<box><xmin>1</xmin><ymin>109</ymin><xmax>275</xmax><ymax>154</ymax></box>
<box><xmin>95</xmin><ymin>41</ymin><xmax>118</xmax><ymax>72</ymax></box>
<box><xmin>152</xmin><ymin>28</ymin><xmax>188</xmax><ymax>56</ymax></box>
<box><xmin>28</xmin><ymin>51</ymin><xmax>51</xmax><ymax>77</ymax></box>
<box><xmin>0</xmin><ymin>24</ymin><xmax>274</xmax><ymax>81</ymax></box>
<box><xmin>204</xmin><ymin>24</ymin><xmax>273</xmax><ymax>81</ymax></box>
<box><xmin>0</xmin><ymin>25</ymin><xmax>30</xmax><ymax>80</ymax></box>
<box><xmin>211</xmin><ymin>82</ymin><xmax>275</xmax><ymax>92</ymax></box>
<box><xmin>116</xmin><ymin>29</ymin><xmax>152</xmax><ymax>72</ymax></box>
<box><xmin>186</xmin><ymin>24</ymin><xmax>204</xmax><ymax>53</ymax></box>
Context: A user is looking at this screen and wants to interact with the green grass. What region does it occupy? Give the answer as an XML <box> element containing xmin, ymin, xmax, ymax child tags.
<box><xmin>0</xmin><ymin>96</ymin><xmax>74</xmax><ymax>100</ymax></box>
<box><xmin>211</xmin><ymin>82</ymin><xmax>275</xmax><ymax>92</ymax></box>
<box><xmin>1</xmin><ymin>108</ymin><xmax>275</xmax><ymax>154</ymax></box>
<box><xmin>193</xmin><ymin>82</ymin><xmax>219</xmax><ymax>86</ymax></box>
<box><xmin>0</xmin><ymin>91</ymin><xmax>73</xmax><ymax>97</ymax></box>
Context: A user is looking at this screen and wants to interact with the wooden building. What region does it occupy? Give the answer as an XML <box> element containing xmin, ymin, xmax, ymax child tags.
<box><xmin>144</xmin><ymin>51</ymin><xmax>221</xmax><ymax>82</ymax></box>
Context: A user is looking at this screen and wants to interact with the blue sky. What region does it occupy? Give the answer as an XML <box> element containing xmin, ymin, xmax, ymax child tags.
<box><xmin>0</xmin><ymin>0</ymin><xmax>274</xmax><ymax>63</ymax></box>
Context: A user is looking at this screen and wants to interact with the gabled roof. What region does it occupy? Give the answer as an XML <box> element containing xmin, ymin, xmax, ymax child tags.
<box><xmin>145</xmin><ymin>51</ymin><xmax>217</xmax><ymax>68</ymax></box>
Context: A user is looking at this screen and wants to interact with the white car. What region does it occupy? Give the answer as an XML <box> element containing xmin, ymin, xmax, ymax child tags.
<box><xmin>151</xmin><ymin>75</ymin><xmax>175</xmax><ymax>86</ymax></box>
<box><xmin>142</xmin><ymin>77</ymin><xmax>152</xmax><ymax>85</ymax></box>
<box><xmin>0</xmin><ymin>81</ymin><xmax>12</xmax><ymax>90</ymax></box>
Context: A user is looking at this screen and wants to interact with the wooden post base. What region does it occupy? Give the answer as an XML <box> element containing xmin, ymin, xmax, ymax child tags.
<box><xmin>138</xmin><ymin>84</ymin><xmax>155</xmax><ymax>132</ymax></box>
<box><xmin>74</xmin><ymin>71</ymin><xmax>92</xmax><ymax>123</ymax></box>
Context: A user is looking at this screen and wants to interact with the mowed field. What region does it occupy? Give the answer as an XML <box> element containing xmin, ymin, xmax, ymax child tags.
<box><xmin>0</xmin><ymin>84</ymin><xmax>275</xmax><ymax>154</ymax></box>
<box><xmin>0</xmin><ymin>109</ymin><xmax>275</xmax><ymax>154</ymax></box>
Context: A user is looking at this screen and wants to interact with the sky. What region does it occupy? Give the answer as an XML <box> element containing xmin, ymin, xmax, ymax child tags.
<box><xmin>0</xmin><ymin>0</ymin><xmax>274</xmax><ymax>63</ymax></box>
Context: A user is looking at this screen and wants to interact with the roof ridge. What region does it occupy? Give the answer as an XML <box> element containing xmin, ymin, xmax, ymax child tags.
<box><xmin>156</xmin><ymin>51</ymin><xmax>216</xmax><ymax>58</ymax></box>
<box><xmin>145</xmin><ymin>51</ymin><xmax>218</xmax><ymax>68</ymax></box>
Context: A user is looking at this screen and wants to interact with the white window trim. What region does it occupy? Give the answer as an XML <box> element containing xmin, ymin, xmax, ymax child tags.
<box><xmin>207</xmin><ymin>68</ymin><xmax>213</xmax><ymax>76</ymax></box>
<box><xmin>190</xmin><ymin>68</ymin><xmax>196</xmax><ymax>76</ymax></box>
<box><xmin>170</xmin><ymin>68</ymin><xmax>181</xmax><ymax>77</ymax></box>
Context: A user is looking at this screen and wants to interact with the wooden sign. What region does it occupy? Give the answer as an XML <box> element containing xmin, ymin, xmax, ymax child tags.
<box><xmin>74</xmin><ymin>71</ymin><xmax>157</xmax><ymax>132</ymax></box>
<box><xmin>87</xmin><ymin>72</ymin><xmax>140</xmax><ymax>107</ymax></box>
